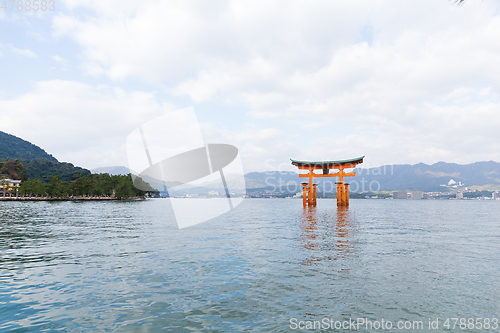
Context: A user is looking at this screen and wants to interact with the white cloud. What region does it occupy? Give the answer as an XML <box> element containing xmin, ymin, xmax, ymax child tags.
<box><xmin>8</xmin><ymin>44</ymin><xmax>38</xmax><ymax>58</ymax></box>
<box><xmin>200</xmin><ymin>122</ymin><xmax>301</xmax><ymax>173</ymax></box>
<box><xmin>26</xmin><ymin>31</ymin><xmax>47</xmax><ymax>42</ymax></box>
<box><xmin>51</xmin><ymin>55</ymin><xmax>70</xmax><ymax>70</ymax></box>
<box><xmin>2</xmin><ymin>0</ymin><xmax>499</xmax><ymax>171</ymax></box>
<box><xmin>0</xmin><ymin>80</ymin><xmax>176</xmax><ymax>168</ymax></box>
<box><xmin>0</xmin><ymin>43</ymin><xmax>37</xmax><ymax>58</ymax></box>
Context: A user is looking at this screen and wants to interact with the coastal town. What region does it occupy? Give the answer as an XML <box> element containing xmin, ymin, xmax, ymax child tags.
<box><xmin>244</xmin><ymin>188</ymin><xmax>500</xmax><ymax>200</ymax></box>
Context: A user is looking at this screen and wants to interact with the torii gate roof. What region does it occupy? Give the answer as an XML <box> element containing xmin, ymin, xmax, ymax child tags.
<box><xmin>290</xmin><ymin>156</ymin><xmax>364</xmax><ymax>168</ymax></box>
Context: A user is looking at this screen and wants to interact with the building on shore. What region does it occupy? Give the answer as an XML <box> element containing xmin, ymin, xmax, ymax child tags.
<box><xmin>393</xmin><ymin>191</ymin><xmax>408</xmax><ymax>199</ymax></box>
<box><xmin>410</xmin><ymin>191</ymin><xmax>423</xmax><ymax>200</ymax></box>
<box><xmin>456</xmin><ymin>192</ymin><xmax>464</xmax><ymax>200</ymax></box>
<box><xmin>0</xmin><ymin>178</ymin><xmax>22</xmax><ymax>196</ymax></box>
<box><xmin>493</xmin><ymin>191</ymin><xmax>500</xmax><ymax>200</ymax></box>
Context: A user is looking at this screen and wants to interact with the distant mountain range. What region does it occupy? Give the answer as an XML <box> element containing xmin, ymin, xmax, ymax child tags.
<box><xmin>351</xmin><ymin>161</ymin><xmax>500</xmax><ymax>191</ymax></box>
<box><xmin>2</xmin><ymin>130</ymin><xmax>500</xmax><ymax>192</ymax></box>
<box><xmin>245</xmin><ymin>161</ymin><xmax>500</xmax><ymax>193</ymax></box>
<box><xmin>91</xmin><ymin>160</ymin><xmax>500</xmax><ymax>194</ymax></box>
<box><xmin>91</xmin><ymin>166</ymin><xmax>135</xmax><ymax>176</ymax></box>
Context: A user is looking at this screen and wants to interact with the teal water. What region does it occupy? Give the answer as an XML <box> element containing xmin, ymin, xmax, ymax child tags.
<box><xmin>1</xmin><ymin>199</ymin><xmax>499</xmax><ymax>332</ymax></box>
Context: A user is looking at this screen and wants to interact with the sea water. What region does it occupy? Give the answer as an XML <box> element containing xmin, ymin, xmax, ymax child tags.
<box><xmin>1</xmin><ymin>199</ymin><xmax>499</xmax><ymax>332</ymax></box>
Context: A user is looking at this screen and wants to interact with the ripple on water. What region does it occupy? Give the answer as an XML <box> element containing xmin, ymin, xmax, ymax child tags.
<box><xmin>1</xmin><ymin>199</ymin><xmax>499</xmax><ymax>331</ymax></box>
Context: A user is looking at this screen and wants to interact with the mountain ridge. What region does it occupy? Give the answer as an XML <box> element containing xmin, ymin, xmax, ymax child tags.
<box><xmin>0</xmin><ymin>131</ymin><xmax>90</xmax><ymax>181</ymax></box>
<box><xmin>91</xmin><ymin>160</ymin><xmax>500</xmax><ymax>193</ymax></box>
<box><xmin>0</xmin><ymin>131</ymin><xmax>58</xmax><ymax>162</ymax></box>
<box><xmin>2</xmin><ymin>131</ymin><xmax>499</xmax><ymax>191</ymax></box>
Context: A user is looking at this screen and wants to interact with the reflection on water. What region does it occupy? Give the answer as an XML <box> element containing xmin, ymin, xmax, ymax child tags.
<box><xmin>335</xmin><ymin>206</ymin><xmax>355</xmax><ymax>262</ymax></box>
<box><xmin>300</xmin><ymin>206</ymin><xmax>318</xmax><ymax>253</ymax></box>
<box><xmin>299</xmin><ymin>205</ymin><xmax>357</xmax><ymax>268</ymax></box>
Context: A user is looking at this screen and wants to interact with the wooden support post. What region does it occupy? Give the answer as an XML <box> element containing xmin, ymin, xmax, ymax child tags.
<box><xmin>301</xmin><ymin>183</ymin><xmax>307</xmax><ymax>207</ymax></box>
<box><xmin>338</xmin><ymin>166</ymin><xmax>348</xmax><ymax>206</ymax></box>
<box><xmin>308</xmin><ymin>169</ymin><xmax>313</xmax><ymax>206</ymax></box>
<box><xmin>337</xmin><ymin>182</ymin><xmax>350</xmax><ymax>206</ymax></box>
<box><xmin>336</xmin><ymin>182</ymin><xmax>342</xmax><ymax>206</ymax></box>
<box><xmin>313</xmin><ymin>184</ymin><xmax>317</xmax><ymax>206</ymax></box>
<box><xmin>341</xmin><ymin>184</ymin><xmax>346</xmax><ymax>206</ymax></box>
<box><xmin>344</xmin><ymin>183</ymin><xmax>350</xmax><ymax>206</ymax></box>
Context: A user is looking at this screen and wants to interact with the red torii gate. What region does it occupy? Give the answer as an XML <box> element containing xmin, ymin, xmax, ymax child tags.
<box><xmin>291</xmin><ymin>156</ymin><xmax>364</xmax><ymax>206</ymax></box>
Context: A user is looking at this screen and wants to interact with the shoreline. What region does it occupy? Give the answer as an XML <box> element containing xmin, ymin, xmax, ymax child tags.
<box><xmin>0</xmin><ymin>196</ymin><xmax>145</xmax><ymax>201</ymax></box>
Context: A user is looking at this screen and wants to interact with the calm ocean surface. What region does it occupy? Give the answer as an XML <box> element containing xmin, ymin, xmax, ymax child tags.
<box><xmin>1</xmin><ymin>199</ymin><xmax>499</xmax><ymax>332</ymax></box>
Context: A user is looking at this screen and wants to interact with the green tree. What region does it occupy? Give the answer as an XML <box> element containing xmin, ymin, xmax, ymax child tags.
<box><xmin>16</xmin><ymin>172</ymin><xmax>153</xmax><ymax>200</ymax></box>
<box><xmin>0</xmin><ymin>159</ymin><xmax>28</xmax><ymax>181</ymax></box>
<box><xmin>70</xmin><ymin>173</ymin><xmax>90</xmax><ymax>196</ymax></box>
<box><xmin>14</xmin><ymin>159</ymin><xmax>28</xmax><ymax>181</ymax></box>
<box><xmin>19</xmin><ymin>179</ymin><xmax>34</xmax><ymax>196</ymax></box>
<box><xmin>32</xmin><ymin>179</ymin><xmax>47</xmax><ymax>197</ymax></box>
<box><xmin>45</xmin><ymin>175</ymin><xmax>68</xmax><ymax>198</ymax></box>
<box><xmin>115</xmin><ymin>176</ymin><xmax>135</xmax><ymax>199</ymax></box>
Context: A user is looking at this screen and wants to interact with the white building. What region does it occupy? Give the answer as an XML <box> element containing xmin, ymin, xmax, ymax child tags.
<box><xmin>411</xmin><ymin>191</ymin><xmax>423</xmax><ymax>200</ymax></box>
<box><xmin>0</xmin><ymin>178</ymin><xmax>22</xmax><ymax>196</ymax></box>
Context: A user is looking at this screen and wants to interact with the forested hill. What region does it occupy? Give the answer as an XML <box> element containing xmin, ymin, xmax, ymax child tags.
<box><xmin>0</xmin><ymin>131</ymin><xmax>58</xmax><ymax>162</ymax></box>
<box><xmin>23</xmin><ymin>159</ymin><xmax>91</xmax><ymax>182</ymax></box>
<box><xmin>0</xmin><ymin>131</ymin><xmax>90</xmax><ymax>181</ymax></box>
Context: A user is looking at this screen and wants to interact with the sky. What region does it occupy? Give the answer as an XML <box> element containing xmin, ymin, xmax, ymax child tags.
<box><xmin>1</xmin><ymin>0</ymin><xmax>500</xmax><ymax>173</ymax></box>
